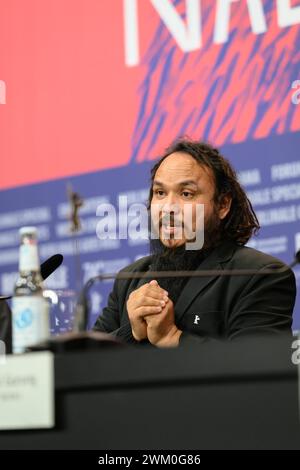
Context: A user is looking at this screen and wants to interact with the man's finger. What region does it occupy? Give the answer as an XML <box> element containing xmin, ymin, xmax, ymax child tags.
<box><xmin>136</xmin><ymin>288</ymin><xmax>168</xmax><ymax>302</ymax></box>
<box><xmin>148</xmin><ymin>279</ymin><xmax>169</xmax><ymax>296</ymax></box>
<box><xmin>136</xmin><ymin>305</ymin><xmax>163</xmax><ymax>317</ymax></box>
<box><xmin>134</xmin><ymin>296</ymin><xmax>167</xmax><ymax>308</ymax></box>
<box><xmin>145</xmin><ymin>284</ymin><xmax>168</xmax><ymax>298</ymax></box>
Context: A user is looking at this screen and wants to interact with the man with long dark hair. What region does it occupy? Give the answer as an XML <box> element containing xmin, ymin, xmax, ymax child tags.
<box><xmin>94</xmin><ymin>139</ymin><xmax>296</xmax><ymax>347</ymax></box>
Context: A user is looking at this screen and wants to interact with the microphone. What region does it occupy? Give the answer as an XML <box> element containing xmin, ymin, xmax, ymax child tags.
<box><xmin>74</xmin><ymin>249</ymin><xmax>300</xmax><ymax>332</ymax></box>
<box><xmin>289</xmin><ymin>250</ymin><xmax>300</xmax><ymax>269</ymax></box>
<box><xmin>0</xmin><ymin>253</ymin><xmax>64</xmax><ymax>354</ymax></box>
<box><xmin>0</xmin><ymin>254</ymin><xmax>64</xmax><ymax>300</ymax></box>
<box><xmin>40</xmin><ymin>253</ymin><xmax>64</xmax><ymax>280</ymax></box>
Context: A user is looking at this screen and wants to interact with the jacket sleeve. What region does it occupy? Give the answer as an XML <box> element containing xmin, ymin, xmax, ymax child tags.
<box><xmin>0</xmin><ymin>300</ymin><xmax>12</xmax><ymax>354</ymax></box>
<box><xmin>93</xmin><ymin>279</ymin><xmax>138</xmax><ymax>344</ymax></box>
<box><xmin>227</xmin><ymin>263</ymin><xmax>296</xmax><ymax>339</ymax></box>
<box><xmin>179</xmin><ymin>263</ymin><xmax>296</xmax><ymax>346</ymax></box>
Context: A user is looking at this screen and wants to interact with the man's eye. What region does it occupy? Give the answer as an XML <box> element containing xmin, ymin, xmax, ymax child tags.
<box><xmin>154</xmin><ymin>190</ymin><xmax>165</xmax><ymax>197</ymax></box>
<box><xmin>182</xmin><ymin>191</ymin><xmax>193</xmax><ymax>198</ymax></box>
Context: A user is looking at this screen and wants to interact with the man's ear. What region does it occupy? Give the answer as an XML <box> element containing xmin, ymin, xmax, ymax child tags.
<box><xmin>218</xmin><ymin>194</ymin><xmax>232</xmax><ymax>220</ymax></box>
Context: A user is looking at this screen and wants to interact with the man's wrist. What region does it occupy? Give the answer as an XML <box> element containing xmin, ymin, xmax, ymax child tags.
<box><xmin>132</xmin><ymin>330</ymin><xmax>142</xmax><ymax>342</ymax></box>
<box><xmin>155</xmin><ymin>326</ymin><xmax>182</xmax><ymax>348</ymax></box>
<box><xmin>132</xmin><ymin>328</ymin><xmax>147</xmax><ymax>342</ymax></box>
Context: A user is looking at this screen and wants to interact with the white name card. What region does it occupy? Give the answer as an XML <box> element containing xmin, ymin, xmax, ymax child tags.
<box><xmin>0</xmin><ymin>351</ymin><xmax>54</xmax><ymax>430</ymax></box>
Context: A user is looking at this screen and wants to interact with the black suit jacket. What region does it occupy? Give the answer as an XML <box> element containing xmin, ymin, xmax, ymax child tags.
<box><xmin>0</xmin><ymin>300</ymin><xmax>12</xmax><ymax>353</ymax></box>
<box><xmin>93</xmin><ymin>241</ymin><xmax>296</xmax><ymax>345</ymax></box>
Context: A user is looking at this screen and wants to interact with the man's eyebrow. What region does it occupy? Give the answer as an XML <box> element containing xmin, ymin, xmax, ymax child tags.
<box><xmin>178</xmin><ymin>180</ymin><xmax>199</xmax><ymax>188</ymax></box>
<box><xmin>152</xmin><ymin>180</ymin><xmax>199</xmax><ymax>188</ymax></box>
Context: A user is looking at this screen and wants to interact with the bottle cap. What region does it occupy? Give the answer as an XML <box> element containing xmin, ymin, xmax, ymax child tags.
<box><xmin>19</xmin><ymin>227</ymin><xmax>37</xmax><ymax>236</ymax></box>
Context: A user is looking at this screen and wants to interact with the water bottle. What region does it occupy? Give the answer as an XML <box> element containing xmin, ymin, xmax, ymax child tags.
<box><xmin>12</xmin><ymin>227</ymin><xmax>49</xmax><ymax>353</ymax></box>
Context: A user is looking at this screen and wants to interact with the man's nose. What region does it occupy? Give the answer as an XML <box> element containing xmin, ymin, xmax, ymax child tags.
<box><xmin>162</xmin><ymin>194</ymin><xmax>181</xmax><ymax>214</ymax></box>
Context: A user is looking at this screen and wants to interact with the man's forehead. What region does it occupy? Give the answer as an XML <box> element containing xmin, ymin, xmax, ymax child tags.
<box><xmin>155</xmin><ymin>152</ymin><xmax>213</xmax><ymax>182</ymax></box>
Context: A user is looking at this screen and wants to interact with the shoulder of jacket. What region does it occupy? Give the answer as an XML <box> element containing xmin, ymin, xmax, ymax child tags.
<box><xmin>231</xmin><ymin>244</ymin><xmax>288</xmax><ymax>270</ymax></box>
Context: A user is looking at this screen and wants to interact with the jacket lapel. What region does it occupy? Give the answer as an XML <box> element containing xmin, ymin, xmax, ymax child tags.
<box><xmin>174</xmin><ymin>241</ymin><xmax>236</xmax><ymax>323</ymax></box>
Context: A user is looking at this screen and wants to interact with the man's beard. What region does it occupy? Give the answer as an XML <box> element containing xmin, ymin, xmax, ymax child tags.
<box><xmin>149</xmin><ymin>209</ymin><xmax>222</xmax><ymax>305</ymax></box>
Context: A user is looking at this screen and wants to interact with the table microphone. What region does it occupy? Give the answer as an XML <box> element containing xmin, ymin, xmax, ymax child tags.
<box><xmin>0</xmin><ymin>254</ymin><xmax>64</xmax><ymax>301</ymax></box>
<box><xmin>0</xmin><ymin>254</ymin><xmax>64</xmax><ymax>353</ymax></box>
